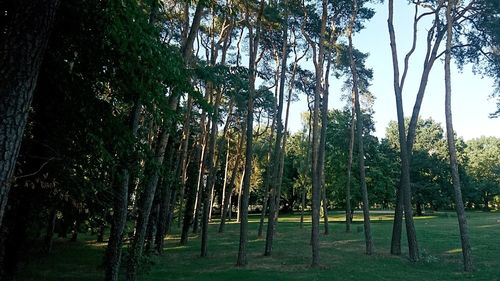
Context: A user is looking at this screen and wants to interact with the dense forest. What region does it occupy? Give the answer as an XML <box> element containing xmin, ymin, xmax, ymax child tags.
<box><xmin>0</xmin><ymin>0</ymin><xmax>499</xmax><ymax>280</ymax></box>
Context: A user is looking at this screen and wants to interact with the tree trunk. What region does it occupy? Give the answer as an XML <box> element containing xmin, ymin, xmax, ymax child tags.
<box><xmin>257</xmin><ymin>116</ymin><xmax>275</xmax><ymax>237</ymax></box>
<box><xmin>105</xmin><ymin>99</ymin><xmax>141</xmax><ymax>281</ymax></box>
<box><xmin>177</xmin><ymin>96</ymin><xmax>193</xmax><ymax>228</ymax></box>
<box><xmin>145</xmin><ymin>198</ymin><xmax>160</xmax><ymax>253</ymax></box>
<box><xmin>319</xmin><ymin>51</ymin><xmax>332</xmax><ymax>237</ymax></box>
<box><xmin>387</xmin><ymin>0</ymin><xmax>419</xmax><ymax>261</ymax></box>
<box><xmin>348</xmin><ymin>7</ymin><xmax>373</xmax><ymax>254</ymax></box>
<box><xmin>444</xmin><ymin>2</ymin><xmax>473</xmax><ymax>271</ymax></box>
<box><xmin>300</xmin><ymin>189</ymin><xmax>305</xmax><ymax>229</ymax></box>
<box><xmin>390</xmin><ymin>181</ymin><xmax>403</xmax><ymax>255</ymax></box>
<box><xmin>192</xmin><ymin>115</ymin><xmax>208</xmax><ymax>234</ymax></box>
<box><xmin>264</xmin><ymin>7</ymin><xmax>288</xmax><ymax>254</ymax></box>
<box><xmin>346</xmin><ymin>104</ymin><xmax>355</xmax><ymax>233</ymax></box>
<box><xmin>236</xmin><ymin>1</ymin><xmax>264</xmax><ymax>266</ymax></box>
<box><xmin>219</xmin><ymin>127</ymin><xmax>245</xmax><ymax>233</ymax></box>
<box><xmin>155</xmin><ymin>180</ymin><xmax>173</xmax><ymax>254</ymax></box>
<box><xmin>180</xmin><ymin>145</ymin><xmax>202</xmax><ymax>245</ymax></box>
<box><xmin>0</xmin><ymin>0</ymin><xmax>59</xmax><ymax>229</ymax></box>
<box><xmin>126</xmin><ymin>125</ymin><xmax>170</xmax><ymax>281</ymax></box>
<box><xmin>43</xmin><ymin>208</ymin><xmax>57</xmax><ymax>254</ymax></box>
<box><xmin>201</xmin><ymin>84</ymin><xmax>222</xmax><ymax>257</ymax></box>
<box><xmin>306</xmin><ymin>0</ymin><xmax>328</xmax><ymax>267</ymax></box>
<box><xmin>155</xmin><ymin>142</ymin><xmax>177</xmax><ymax>254</ymax></box>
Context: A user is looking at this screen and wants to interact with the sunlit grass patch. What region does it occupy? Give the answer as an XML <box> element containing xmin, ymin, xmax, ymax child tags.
<box><xmin>17</xmin><ymin>211</ymin><xmax>500</xmax><ymax>281</ymax></box>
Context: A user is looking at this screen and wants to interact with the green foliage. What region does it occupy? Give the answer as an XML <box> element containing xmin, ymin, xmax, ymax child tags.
<box><xmin>449</xmin><ymin>0</ymin><xmax>500</xmax><ymax>117</ymax></box>
<box><xmin>464</xmin><ymin>136</ymin><xmax>500</xmax><ymax>210</ymax></box>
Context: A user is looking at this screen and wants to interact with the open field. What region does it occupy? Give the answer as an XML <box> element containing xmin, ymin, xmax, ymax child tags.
<box><xmin>18</xmin><ymin>211</ymin><xmax>500</xmax><ymax>281</ymax></box>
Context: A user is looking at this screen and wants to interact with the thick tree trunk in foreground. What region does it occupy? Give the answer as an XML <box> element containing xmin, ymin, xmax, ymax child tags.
<box><xmin>444</xmin><ymin>2</ymin><xmax>473</xmax><ymax>271</ymax></box>
<box><xmin>0</xmin><ymin>0</ymin><xmax>59</xmax><ymax>229</ymax></box>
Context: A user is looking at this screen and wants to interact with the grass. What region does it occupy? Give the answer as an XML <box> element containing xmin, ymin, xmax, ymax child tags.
<box><xmin>18</xmin><ymin>211</ymin><xmax>500</xmax><ymax>281</ymax></box>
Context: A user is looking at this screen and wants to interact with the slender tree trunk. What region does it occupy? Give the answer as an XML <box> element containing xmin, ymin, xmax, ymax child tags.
<box><xmin>105</xmin><ymin>99</ymin><xmax>141</xmax><ymax>281</ymax></box>
<box><xmin>180</xmin><ymin>145</ymin><xmax>202</xmax><ymax>245</ymax></box>
<box><xmin>219</xmin><ymin>127</ymin><xmax>245</xmax><ymax>233</ymax></box>
<box><xmin>0</xmin><ymin>0</ymin><xmax>59</xmax><ymax>229</ymax></box>
<box><xmin>319</xmin><ymin>52</ymin><xmax>332</xmax><ymax>236</ymax></box>
<box><xmin>348</xmin><ymin>0</ymin><xmax>373</xmax><ymax>255</ymax></box>
<box><xmin>444</xmin><ymin>2</ymin><xmax>473</xmax><ymax>271</ymax></box>
<box><xmin>145</xmin><ymin>198</ymin><xmax>160</xmax><ymax>252</ymax></box>
<box><xmin>192</xmin><ymin>119</ymin><xmax>207</xmax><ymax>234</ymax></box>
<box><xmin>387</xmin><ymin>0</ymin><xmax>419</xmax><ymax>261</ymax></box>
<box><xmin>155</xmin><ymin>142</ymin><xmax>178</xmax><ymax>253</ymax></box>
<box><xmin>177</xmin><ymin>96</ymin><xmax>193</xmax><ymax>228</ymax></box>
<box><xmin>307</xmin><ymin>0</ymin><xmax>328</xmax><ymax>267</ymax></box>
<box><xmin>126</xmin><ymin>124</ymin><xmax>170</xmax><ymax>281</ymax></box>
<box><xmin>236</xmin><ymin>1</ymin><xmax>264</xmax><ymax>266</ymax></box>
<box><xmin>201</xmin><ymin>84</ymin><xmax>222</xmax><ymax>257</ymax></box>
<box><xmin>236</xmin><ymin>169</ymin><xmax>245</xmax><ymax>223</ymax></box>
<box><xmin>43</xmin><ymin>208</ymin><xmax>57</xmax><ymax>254</ymax></box>
<box><xmin>257</xmin><ymin>116</ymin><xmax>276</xmax><ymax>237</ymax></box>
<box><xmin>155</xmin><ymin>181</ymin><xmax>172</xmax><ymax>254</ymax></box>
<box><xmin>390</xmin><ymin>181</ymin><xmax>403</xmax><ymax>255</ymax></box>
<box><xmin>220</xmin><ymin>140</ymin><xmax>230</xmax><ymax>220</ymax></box>
<box><xmin>264</xmin><ymin>7</ymin><xmax>288</xmax><ymax>254</ymax></box>
<box><xmin>346</xmin><ymin>104</ymin><xmax>355</xmax><ymax>233</ymax></box>
<box><xmin>300</xmin><ymin>189</ymin><xmax>306</xmax><ymax>229</ymax></box>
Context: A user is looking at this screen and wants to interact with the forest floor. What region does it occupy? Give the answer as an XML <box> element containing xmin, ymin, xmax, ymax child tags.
<box><xmin>18</xmin><ymin>211</ymin><xmax>500</xmax><ymax>281</ymax></box>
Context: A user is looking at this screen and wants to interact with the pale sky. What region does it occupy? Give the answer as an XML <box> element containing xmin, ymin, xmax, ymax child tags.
<box><xmin>286</xmin><ymin>1</ymin><xmax>499</xmax><ymax>141</ymax></box>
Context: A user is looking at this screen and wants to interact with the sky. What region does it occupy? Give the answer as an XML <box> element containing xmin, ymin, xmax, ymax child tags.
<box><xmin>286</xmin><ymin>1</ymin><xmax>499</xmax><ymax>141</ymax></box>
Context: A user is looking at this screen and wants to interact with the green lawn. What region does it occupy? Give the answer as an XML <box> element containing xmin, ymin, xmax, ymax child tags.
<box><xmin>18</xmin><ymin>211</ymin><xmax>500</xmax><ymax>281</ymax></box>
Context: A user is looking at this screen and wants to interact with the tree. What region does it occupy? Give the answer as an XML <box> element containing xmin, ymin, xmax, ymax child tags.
<box><xmin>444</xmin><ymin>0</ymin><xmax>473</xmax><ymax>271</ymax></box>
<box><xmin>236</xmin><ymin>0</ymin><xmax>265</xmax><ymax>267</ymax></box>
<box><xmin>347</xmin><ymin>0</ymin><xmax>373</xmax><ymax>255</ymax></box>
<box><xmin>465</xmin><ymin>137</ymin><xmax>500</xmax><ymax>209</ymax></box>
<box><xmin>0</xmin><ymin>0</ymin><xmax>60</xmax><ymax>229</ymax></box>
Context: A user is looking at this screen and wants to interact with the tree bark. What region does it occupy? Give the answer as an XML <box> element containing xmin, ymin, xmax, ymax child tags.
<box><xmin>236</xmin><ymin>0</ymin><xmax>264</xmax><ymax>266</ymax></box>
<box><xmin>177</xmin><ymin>96</ymin><xmax>193</xmax><ymax>227</ymax></box>
<box><xmin>105</xmin><ymin>99</ymin><xmax>141</xmax><ymax>281</ymax></box>
<box><xmin>180</xmin><ymin>145</ymin><xmax>202</xmax><ymax>245</ymax></box>
<box><xmin>319</xmin><ymin>49</ymin><xmax>333</xmax><ymax>237</ymax></box>
<box><xmin>219</xmin><ymin>125</ymin><xmax>245</xmax><ymax>233</ymax></box>
<box><xmin>390</xmin><ymin>181</ymin><xmax>403</xmax><ymax>255</ymax></box>
<box><xmin>264</xmin><ymin>6</ymin><xmax>288</xmax><ymax>255</ymax></box>
<box><xmin>306</xmin><ymin>0</ymin><xmax>328</xmax><ymax>267</ymax></box>
<box><xmin>348</xmin><ymin>4</ymin><xmax>373</xmax><ymax>254</ymax></box>
<box><xmin>0</xmin><ymin>0</ymin><xmax>59</xmax><ymax>229</ymax></box>
<box><xmin>444</xmin><ymin>1</ymin><xmax>473</xmax><ymax>271</ymax></box>
<box><xmin>201</xmin><ymin>84</ymin><xmax>222</xmax><ymax>257</ymax></box>
<box><xmin>43</xmin><ymin>208</ymin><xmax>57</xmax><ymax>254</ymax></box>
<box><xmin>257</xmin><ymin>116</ymin><xmax>275</xmax><ymax>237</ymax></box>
<box><xmin>387</xmin><ymin>0</ymin><xmax>419</xmax><ymax>261</ymax></box>
<box><xmin>346</xmin><ymin>103</ymin><xmax>355</xmax><ymax>233</ymax></box>
<box><xmin>126</xmin><ymin>124</ymin><xmax>171</xmax><ymax>281</ymax></box>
